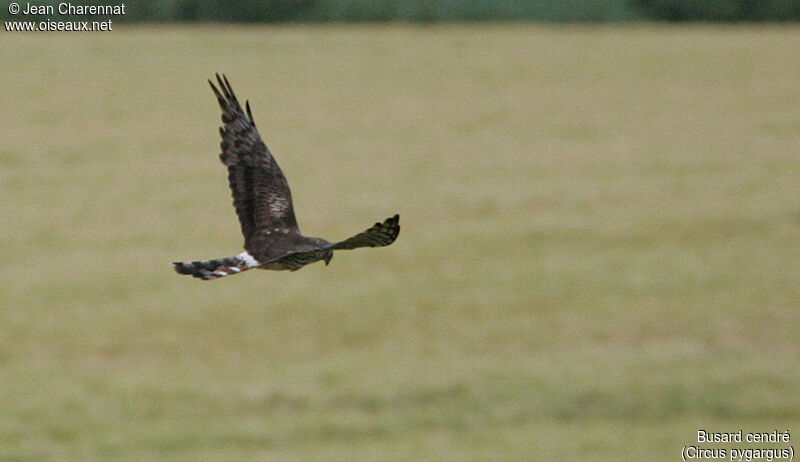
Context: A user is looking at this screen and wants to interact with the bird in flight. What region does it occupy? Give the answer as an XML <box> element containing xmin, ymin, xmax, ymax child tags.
<box><xmin>173</xmin><ymin>74</ymin><xmax>400</xmax><ymax>280</ymax></box>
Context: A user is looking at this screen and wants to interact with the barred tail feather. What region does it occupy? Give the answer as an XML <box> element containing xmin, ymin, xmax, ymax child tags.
<box><xmin>172</xmin><ymin>252</ymin><xmax>260</xmax><ymax>281</ymax></box>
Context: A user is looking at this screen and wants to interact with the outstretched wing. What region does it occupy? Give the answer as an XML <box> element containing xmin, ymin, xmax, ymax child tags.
<box><xmin>330</xmin><ymin>215</ymin><xmax>400</xmax><ymax>250</ymax></box>
<box><xmin>209</xmin><ymin>74</ymin><xmax>299</xmax><ymax>248</ymax></box>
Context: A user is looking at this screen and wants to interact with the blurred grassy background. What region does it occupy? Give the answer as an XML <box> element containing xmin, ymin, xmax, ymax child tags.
<box><xmin>1</xmin><ymin>25</ymin><xmax>798</xmax><ymax>461</ymax></box>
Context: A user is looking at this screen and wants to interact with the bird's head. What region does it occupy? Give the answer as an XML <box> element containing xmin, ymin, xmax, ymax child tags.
<box><xmin>324</xmin><ymin>250</ymin><xmax>333</xmax><ymax>266</ymax></box>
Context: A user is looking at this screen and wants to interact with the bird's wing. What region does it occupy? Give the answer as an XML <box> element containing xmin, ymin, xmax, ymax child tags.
<box><xmin>209</xmin><ymin>74</ymin><xmax>299</xmax><ymax>248</ymax></box>
<box><xmin>330</xmin><ymin>215</ymin><xmax>400</xmax><ymax>250</ymax></box>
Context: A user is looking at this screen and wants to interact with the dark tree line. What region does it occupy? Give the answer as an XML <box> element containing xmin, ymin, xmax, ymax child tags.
<box><xmin>3</xmin><ymin>0</ymin><xmax>799</xmax><ymax>22</ymax></box>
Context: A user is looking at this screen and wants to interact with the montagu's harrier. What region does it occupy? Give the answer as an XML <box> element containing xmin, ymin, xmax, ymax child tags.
<box><xmin>173</xmin><ymin>75</ymin><xmax>400</xmax><ymax>280</ymax></box>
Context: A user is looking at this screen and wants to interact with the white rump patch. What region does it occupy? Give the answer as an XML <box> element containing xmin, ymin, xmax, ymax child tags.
<box><xmin>215</xmin><ymin>271</ymin><xmax>228</xmax><ymax>277</ymax></box>
<box><xmin>236</xmin><ymin>251</ymin><xmax>260</xmax><ymax>268</ymax></box>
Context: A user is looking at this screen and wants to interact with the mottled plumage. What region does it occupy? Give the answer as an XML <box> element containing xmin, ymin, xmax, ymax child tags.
<box><xmin>173</xmin><ymin>74</ymin><xmax>400</xmax><ymax>280</ymax></box>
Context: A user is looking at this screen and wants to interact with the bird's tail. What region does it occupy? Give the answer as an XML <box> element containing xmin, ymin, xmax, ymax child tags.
<box><xmin>172</xmin><ymin>252</ymin><xmax>260</xmax><ymax>281</ymax></box>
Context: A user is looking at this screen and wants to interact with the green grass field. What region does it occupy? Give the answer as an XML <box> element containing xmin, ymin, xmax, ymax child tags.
<box><xmin>1</xmin><ymin>24</ymin><xmax>798</xmax><ymax>461</ymax></box>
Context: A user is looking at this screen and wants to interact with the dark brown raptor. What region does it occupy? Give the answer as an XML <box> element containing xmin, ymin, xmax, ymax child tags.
<box><xmin>173</xmin><ymin>74</ymin><xmax>400</xmax><ymax>280</ymax></box>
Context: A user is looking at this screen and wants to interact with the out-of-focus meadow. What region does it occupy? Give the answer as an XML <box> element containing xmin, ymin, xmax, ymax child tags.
<box><xmin>0</xmin><ymin>25</ymin><xmax>798</xmax><ymax>461</ymax></box>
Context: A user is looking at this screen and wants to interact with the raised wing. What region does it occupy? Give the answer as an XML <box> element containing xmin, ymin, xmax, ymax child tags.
<box><xmin>209</xmin><ymin>74</ymin><xmax>299</xmax><ymax>247</ymax></box>
<box><xmin>330</xmin><ymin>215</ymin><xmax>400</xmax><ymax>250</ymax></box>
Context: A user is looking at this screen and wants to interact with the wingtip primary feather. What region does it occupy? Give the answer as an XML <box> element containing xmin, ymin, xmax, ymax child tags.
<box><xmin>209</xmin><ymin>79</ymin><xmax>225</xmax><ymax>106</ymax></box>
<box><xmin>223</xmin><ymin>74</ymin><xmax>234</xmax><ymax>96</ymax></box>
<box><xmin>216</xmin><ymin>73</ymin><xmax>230</xmax><ymax>99</ymax></box>
<box><xmin>246</xmin><ymin>100</ymin><xmax>254</xmax><ymax>124</ymax></box>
